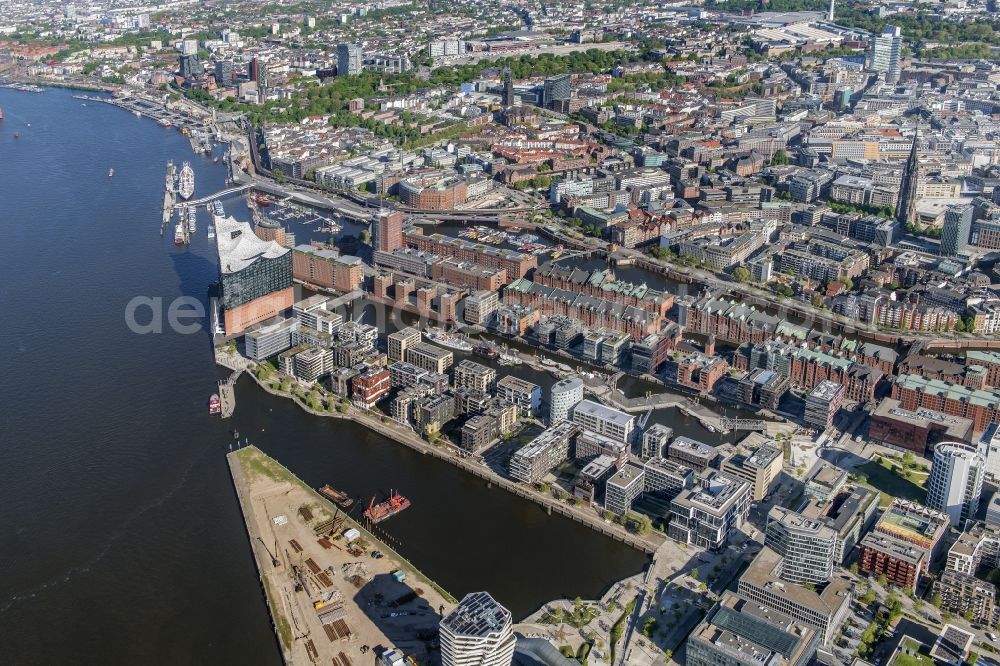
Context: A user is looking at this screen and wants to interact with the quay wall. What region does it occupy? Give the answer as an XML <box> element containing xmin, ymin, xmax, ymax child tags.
<box><xmin>226</xmin><ymin>450</ymin><xmax>293</xmax><ymax>664</ymax></box>
<box><xmin>236</xmin><ymin>362</ymin><xmax>659</xmax><ymax>555</ymax></box>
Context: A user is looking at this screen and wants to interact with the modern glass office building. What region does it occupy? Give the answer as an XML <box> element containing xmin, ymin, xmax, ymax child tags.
<box><xmin>216</xmin><ymin>216</ymin><xmax>293</xmax><ymax>335</ymax></box>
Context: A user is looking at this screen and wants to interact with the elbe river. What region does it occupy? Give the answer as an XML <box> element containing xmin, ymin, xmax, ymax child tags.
<box><xmin>0</xmin><ymin>87</ymin><xmax>648</xmax><ymax>664</ymax></box>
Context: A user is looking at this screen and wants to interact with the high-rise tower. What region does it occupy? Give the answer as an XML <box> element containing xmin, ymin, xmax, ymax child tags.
<box><xmin>870</xmin><ymin>25</ymin><xmax>902</xmax><ymax>84</ymax></box>
<box><xmin>926</xmin><ymin>441</ymin><xmax>985</xmax><ymax>529</ymax></box>
<box><xmin>941</xmin><ymin>204</ymin><xmax>973</xmax><ymax>257</ymax></box>
<box><xmin>373</xmin><ymin>208</ymin><xmax>403</xmax><ymax>253</ymax></box>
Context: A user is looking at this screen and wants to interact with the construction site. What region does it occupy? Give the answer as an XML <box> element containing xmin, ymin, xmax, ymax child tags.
<box><xmin>228</xmin><ymin>446</ymin><xmax>456</xmax><ymax>666</ymax></box>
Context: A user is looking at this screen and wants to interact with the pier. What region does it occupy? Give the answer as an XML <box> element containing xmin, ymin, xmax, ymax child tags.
<box><xmin>215</xmin><ymin>349</ymin><xmax>248</xmax><ymax>418</ymax></box>
<box><xmin>218</xmin><ymin>368</ymin><xmax>242</xmax><ymax>418</ymax></box>
<box><xmin>0</xmin><ymin>82</ymin><xmax>45</xmax><ymax>93</ymax></box>
<box><xmin>227</xmin><ymin>446</ymin><xmax>455</xmax><ymax>665</ymax></box>
<box><xmin>161</xmin><ymin>190</ymin><xmax>174</xmax><ymax>235</ymax></box>
<box><xmin>72</xmin><ymin>93</ymin><xmax>210</xmax><ymax>133</ymax></box>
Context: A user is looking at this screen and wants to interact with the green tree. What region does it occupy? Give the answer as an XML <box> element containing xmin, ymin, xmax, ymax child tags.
<box><xmin>732</xmin><ymin>266</ymin><xmax>751</xmax><ymax>283</ymax></box>
<box><xmin>771</xmin><ymin>148</ymin><xmax>789</xmax><ymax>166</ymax></box>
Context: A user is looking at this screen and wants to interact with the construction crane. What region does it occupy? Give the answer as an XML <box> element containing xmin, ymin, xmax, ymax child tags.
<box><xmin>257</xmin><ymin>536</ymin><xmax>279</xmax><ymax>567</ymax></box>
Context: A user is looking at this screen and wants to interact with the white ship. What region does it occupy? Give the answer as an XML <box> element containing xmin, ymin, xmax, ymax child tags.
<box><xmin>177</xmin><ymin>162</ymin><xmax>195</xmax><ymax>200</ymax></box>
<box><xmin>187</xmin><ymin>207</ymin><xmax>197</xmax><ymax>233</ymax></box>
<box><xmin>424</xmin><ymin>327</ymin><xmax>473</xmax><ymax>352</ymax></box>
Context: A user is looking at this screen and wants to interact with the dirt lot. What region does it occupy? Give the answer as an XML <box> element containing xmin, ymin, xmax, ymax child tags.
<box><xmin>230</xmin><ymin>447</ymin><xmax>456</xmax><ymax>666</ymax></box>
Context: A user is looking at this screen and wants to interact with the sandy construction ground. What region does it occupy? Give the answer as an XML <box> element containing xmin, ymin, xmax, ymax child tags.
<box><xmin>229</xmin><ymin>447</ymin><xmax>456</xmax><ymax>666</ymax></box>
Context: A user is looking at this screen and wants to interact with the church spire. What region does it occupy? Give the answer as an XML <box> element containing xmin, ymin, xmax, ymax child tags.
<box><xmin>896</xmin><ymin>128</ymin><xmax>920</xmax><ymax>226</ymax></box>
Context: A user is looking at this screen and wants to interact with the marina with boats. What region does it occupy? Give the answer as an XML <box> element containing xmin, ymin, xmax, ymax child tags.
<box><xmin>456</xmin><ymin>226</ymin><xmax>558</xmax><ymax>256</ymax></box>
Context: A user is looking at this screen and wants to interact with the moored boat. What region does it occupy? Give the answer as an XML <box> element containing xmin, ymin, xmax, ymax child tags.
<box><xmin>208</xmin><ymin>394</ymin><xmax>221</xmax><ymax>415</ymax></box>
<box><xmin>474</xmin><ymin>342</ymin><xmax>499</xmax><ymax>359</ymax></box>
<box><xmin>363</xmin><ymin>491</ymin><xmax>410</xmax><ymax>524</ymax></box>
<box><xmin>425</xmin><ymin>327</ymin><xmax>473</xmax><ymax>352</ymax></box>
<box><xmin>177</xmin><ymin>162</ymin><xmax>194</xmax><ymax>200</ymax></box>
<box><xmin>319</xmin><ymin>484</ymin><xmax>354</xmax><ymax>509</ymax></box>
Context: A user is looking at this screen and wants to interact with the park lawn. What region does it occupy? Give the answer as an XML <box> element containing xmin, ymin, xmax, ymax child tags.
<box><xmin>857</xmin><ymin>458</ymin><xmax>927</xmax><ymax>506</ymax></box>
<box><xmin>894</xmin><ymin>650</ymin><xmax>934</xmax><ymax>666</ymax></box>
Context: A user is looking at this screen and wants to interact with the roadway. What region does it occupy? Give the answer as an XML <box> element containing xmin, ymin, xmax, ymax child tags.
<box><xmin>230</xmin><ymin>111</ymin><xmax>982</xmax><ymax>347</ymax></box>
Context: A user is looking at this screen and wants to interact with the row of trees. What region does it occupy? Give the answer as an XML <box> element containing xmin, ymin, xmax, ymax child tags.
<box><xmin>829</xmin><ymin>200</ymin><xmax>896</xmax><ymax>219</ymax></box>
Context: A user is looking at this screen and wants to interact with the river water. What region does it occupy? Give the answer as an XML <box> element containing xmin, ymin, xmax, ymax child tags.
<box><xmin>0</xmin><ymin>88</ymin><xmax>650</xmax><ymax>664</ymax></box>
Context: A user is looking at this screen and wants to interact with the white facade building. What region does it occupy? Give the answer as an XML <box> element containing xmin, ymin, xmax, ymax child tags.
<box><xmin>549</xmin><ymin>377</ymin><xmax>584</xmax><ymax>424</ymax></box>
<box><xmin>440</xmin><ymin>592</ymin><xmax>516</xmax><ymax>666</ymax></box>
<box><xmin>870</xmin><ymin>26</ymin><xmax>902</xmax><ymax>84</ymax></box>
<box><xmin>926</xmin><ymin>441</ymin><xmax>986</xmax><ymax>528</ymax></box>
<box><xmin>571</xmin><ymin>399</ymin><xmax>635</xmax><ymax>444</ymax></box>
<box><xmin>981</xmin><ymin>424</ymin><xmax>1000</xmax><ymax>485</ymax></box>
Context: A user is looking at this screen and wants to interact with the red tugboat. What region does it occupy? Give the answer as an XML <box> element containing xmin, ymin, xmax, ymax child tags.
<box><xmin>254</xmin><ymin>193</ymin><xmax>270</xmax><ymax>207</ymax></box>
<box><xmin>474</xmin><ymin>342</ymin><xmax>499</xmax><ymax>360</ymax></box>
<box><xmin>363</xmin><ymin>491</ymin><xmax>411</xmax><ymax>524</ymax></box>
<box><xmin>208</xmin><ymin>393</ymin><xmax>222</xmax><ymax>415</ymax></box>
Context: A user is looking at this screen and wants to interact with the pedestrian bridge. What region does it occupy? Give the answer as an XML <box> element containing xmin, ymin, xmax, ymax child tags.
<box><xmin>721</xmin><ymin>417</ymin><xmax>768</xmax><ymax>432</ymax></box>
<box><xmin>176</xmin><ymin>184</ymin><xmax>254</xmax><ymax>208</ymax></box>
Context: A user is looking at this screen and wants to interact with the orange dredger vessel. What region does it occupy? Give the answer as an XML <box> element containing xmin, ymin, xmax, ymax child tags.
<box><xmin>363</xmin><ymin>491</ymin><xmax>410</xmax><ymax>524</ymax></box>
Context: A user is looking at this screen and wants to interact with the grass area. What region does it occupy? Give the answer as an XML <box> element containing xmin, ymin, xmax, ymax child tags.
<box><xmin>895</xmin><ymin>651</ymin><xmax>934</xmax><ymax>666</ymax></box>
<box><xmin>236</xmin><ymin>446</ymin><xmax>309</xmax><ymax>490</ymax></box>
<box><xmin>856</xmin><ymin>457</ymin><xmax>927</xmax><ymax>506</ymax></box>
<box><xmin>261</xmin><ymin>575</ymin><xmax>293</xmax><ymax>650</ymax></box>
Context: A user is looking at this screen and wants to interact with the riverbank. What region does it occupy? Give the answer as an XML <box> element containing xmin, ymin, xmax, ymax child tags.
<box><xmin>8</xmin><ymin>77</ymin><xmax>119</xmax><ymax>93</ymax></box>
<box><xmin>218</xmin><ymin>347</ymin><xmax>663</xmax><ymax>554</ymax></box>
<box><xmin>228</xmin><ymin>445</ymin><xmax>456</xmax><ymax>665</ymax></box>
